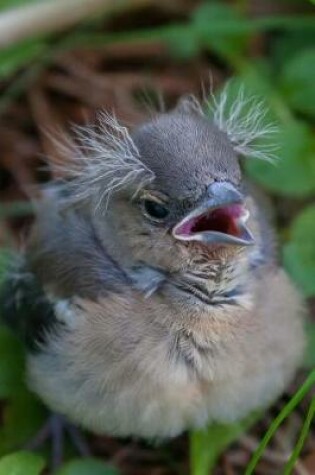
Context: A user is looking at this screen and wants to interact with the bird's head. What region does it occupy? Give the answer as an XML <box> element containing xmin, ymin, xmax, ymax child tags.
<box><xmin>58</xmin><ymin>87</ymin><xmax>276</xmax><ymax>274</ymax></box>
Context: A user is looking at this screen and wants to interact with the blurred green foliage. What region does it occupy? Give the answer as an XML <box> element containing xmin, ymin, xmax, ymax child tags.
<box><xmin>0</xmin><ymin>451</ymin><xmax>45</xmax><ymax>475</ymax></box>
<box><xmin>0</xmin><ymin>0</ymin><xmax>314</xmax><ymax>473</ymax></box>
<box><xmin>190</xmin><ymin>412</ymin><xmax>260</xmax><ymax>475</ymax></box>
<box><xmin>0</xmin><ymin>0</ymin><xmax>38</xmax><ymax>10</ymax></box>
<box><xmin>280</xmin><ymin>49</ymin><xmax>315</xmax><ymax>118</ymax></box>
<box><xmin>0</xmin><ymin>40</ymin><xmax>47</xmax><ymax>79</ymax></box>
<box><xmin>283</xmin><ymin>205</ymin><xmax>315</xmax><ymax>297</ymax></box>
<box><xmin>0</xmin><ymin>325</ymin><xmax>25</xmax><ymax>399</ymax></box>
<box><xmin>0</xmin><ymin>451</ymin><xmax>120</xmax><ymax>475</ymax></box>
<box><xmin>56</xmin><ymin>459</ymin><xmax>120</xmax><ymax>475</ymax></box>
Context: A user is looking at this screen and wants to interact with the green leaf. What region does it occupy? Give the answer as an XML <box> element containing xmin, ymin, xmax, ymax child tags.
<box><xmin>0</xmin><ymin>326</ymin><xmax>25</xmax><ymax>398</ymax></box>
<box><xmin>284</xmin><ymin>244</ymin><xmax>315</xmax><ymax>297</ymax></box>
<box><xmin>56</xmin><ymin>458</ymin><xmax>119</xmax><ymax>475</ymax></box>
<box><xmin>163</xmin><ymin>26</ymin><xmax>200</xmax><ymax>60</ymax></box>
<box><xmin>190</xmin><ymin>412</ymin><xmax>260</xmax><ymax>475</ymax></box>
<box><xmin>192</xmin><ymin>3</ymin><xmax>249</xmax><ymax>59</ymax></box>
<box><xmin>0</xmin><ymin>451</ymin><xmax>45</xmax><ymax>475</ymax></box>
<box><xmin>279</xmin><ymin>49</ymin><xmax>315</xmax><ymax>119</ymax></box>
<box><xmin>283</xmin><ymin>205</ymin><xmax>315</xmax><ymax>296</ymax></box>
<box><xmin>272</xmin><ymin>31</ymin><xmax>315</xmax><ymax>68</ymax></box>
<box><xmin>0</xmin><ymin>390</ymin><xmax>46</xmax><ymax>455</ymax></box>
<box><xmin>0</xmin><ymin>40</ymin><xmax>47</xmax><ymax>79</ymax></box>
<box><xmin>291</xmin><ymin>205</ymin><xmax>315</xmax><ymax>244</ymax></box>
<box><xmin>245</xmin><ymin>121</ymin><xmax>315</xmax><ymax>197</ymax></box>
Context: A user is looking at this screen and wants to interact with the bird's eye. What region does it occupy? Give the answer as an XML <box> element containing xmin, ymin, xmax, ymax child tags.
<box><xmin>143</xmin><ymin>199</ymin><xmax>169</xmax><ymax>221</ymax></box>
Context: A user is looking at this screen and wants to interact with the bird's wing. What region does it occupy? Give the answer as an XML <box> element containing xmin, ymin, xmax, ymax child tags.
<box><xmin>28</xmin><ymin>196</ymin><xmax>131</xmax><ymax>299</ymax></box>
<box><xmin>0</xmin><ymin>198</ymin><xmax>131</xmax><ymax>351</ymax></box>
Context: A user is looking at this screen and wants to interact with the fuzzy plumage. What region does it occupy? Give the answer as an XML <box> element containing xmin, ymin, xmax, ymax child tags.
<box><xmin>1</xmin><ymin>85</ymin><xmax>304</xmax><ymax>440</ymax></box>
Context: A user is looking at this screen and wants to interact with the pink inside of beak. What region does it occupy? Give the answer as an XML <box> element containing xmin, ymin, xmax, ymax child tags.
<box><xmin>175</xmin><ymin>204</ymin><xmax>244</xmax><ymax>237</ymax></box>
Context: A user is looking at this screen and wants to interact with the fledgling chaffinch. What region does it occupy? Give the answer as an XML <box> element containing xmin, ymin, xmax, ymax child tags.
<box><xmin>1</xmin><ymin>87</ymin><xmax>305</xmax><ymax>440</ymax></box>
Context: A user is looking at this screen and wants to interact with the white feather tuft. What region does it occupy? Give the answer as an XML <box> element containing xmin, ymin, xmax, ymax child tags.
<box><xmin>49</xmin><ymin>84</ymin><xmax>276</xmax><ymax>209</ymax></box>
<box><xmin>52</xmin><ymin>112</ymin><xmax>155</xmax><ymax>209</ymax></box>
<box><xmin>209</xmin><ymin>84</ymin><xmax>278</xmax><ymax>162</ymax></box>
<box><xmin>181</xmin><ymin>83</ymin><xmax>278</xmax><ymax>162</ymax></box>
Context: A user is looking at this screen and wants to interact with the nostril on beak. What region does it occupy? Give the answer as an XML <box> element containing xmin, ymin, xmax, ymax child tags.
<box><xmin>207</xmin><ymin>182</ymin><xmax>243</xmax><ymax>207</ymax></box>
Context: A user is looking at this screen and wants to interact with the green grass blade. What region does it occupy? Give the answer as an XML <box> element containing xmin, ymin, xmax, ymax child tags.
<box><xmin>283</xmin><ymin>397</ymin><xmax>315</xmax><ymax>474</ymax></box>
<box><xmin>245</xmin><ymin>370</ymin><xmax>315</xmax><ymax>475</ymax></box>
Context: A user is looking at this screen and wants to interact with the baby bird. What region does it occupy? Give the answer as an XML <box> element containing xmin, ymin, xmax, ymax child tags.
<box><xmin>1</xmin><ymin>88</ymin><xmax>304</xmax><ymax>441</ymax></box>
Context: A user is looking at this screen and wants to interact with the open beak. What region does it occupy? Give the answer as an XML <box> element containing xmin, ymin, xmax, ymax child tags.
<box><xmin>172</xmin><ymin>182</ymin><xmax>255</xmax><ymax>247</ymax></box>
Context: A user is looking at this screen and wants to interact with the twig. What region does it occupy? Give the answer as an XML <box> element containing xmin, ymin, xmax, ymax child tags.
<box><xmin>0</xmin><ymin>0</ymin><xmax>152</xmax><ymax>49</ymax></box>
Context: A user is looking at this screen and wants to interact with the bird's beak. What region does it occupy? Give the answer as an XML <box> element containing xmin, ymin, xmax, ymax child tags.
<box><xmin>172</xmin><ymin>182</ymin><xmax>255</xmax><ymax>247</ymax></box>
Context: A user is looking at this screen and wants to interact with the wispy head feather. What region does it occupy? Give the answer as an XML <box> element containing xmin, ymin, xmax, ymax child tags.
<box><xmin>178</xmin><ymin>83</ymin><xmax>278</xmax><ymax>162</ymax></box>
<box><xmin>51</xmin><ymin>112</ymin><xmax>155</xmax><ymax>209</ymax></box>
<box><xmin>210</xmin><ymin>84</ymin><xmax>278</xmax><ymax>161</ymax></box>
<box><xmin>49</xmin><ymin>83</ymin><xmax>276</xmax><ymax>209</ymax></box>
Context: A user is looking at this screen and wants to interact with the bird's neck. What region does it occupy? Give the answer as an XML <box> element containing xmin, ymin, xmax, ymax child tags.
<box><xmin>167</xmin><ymin>251</ymin><xmax>252</xmax><ymax>308</ymax></box>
